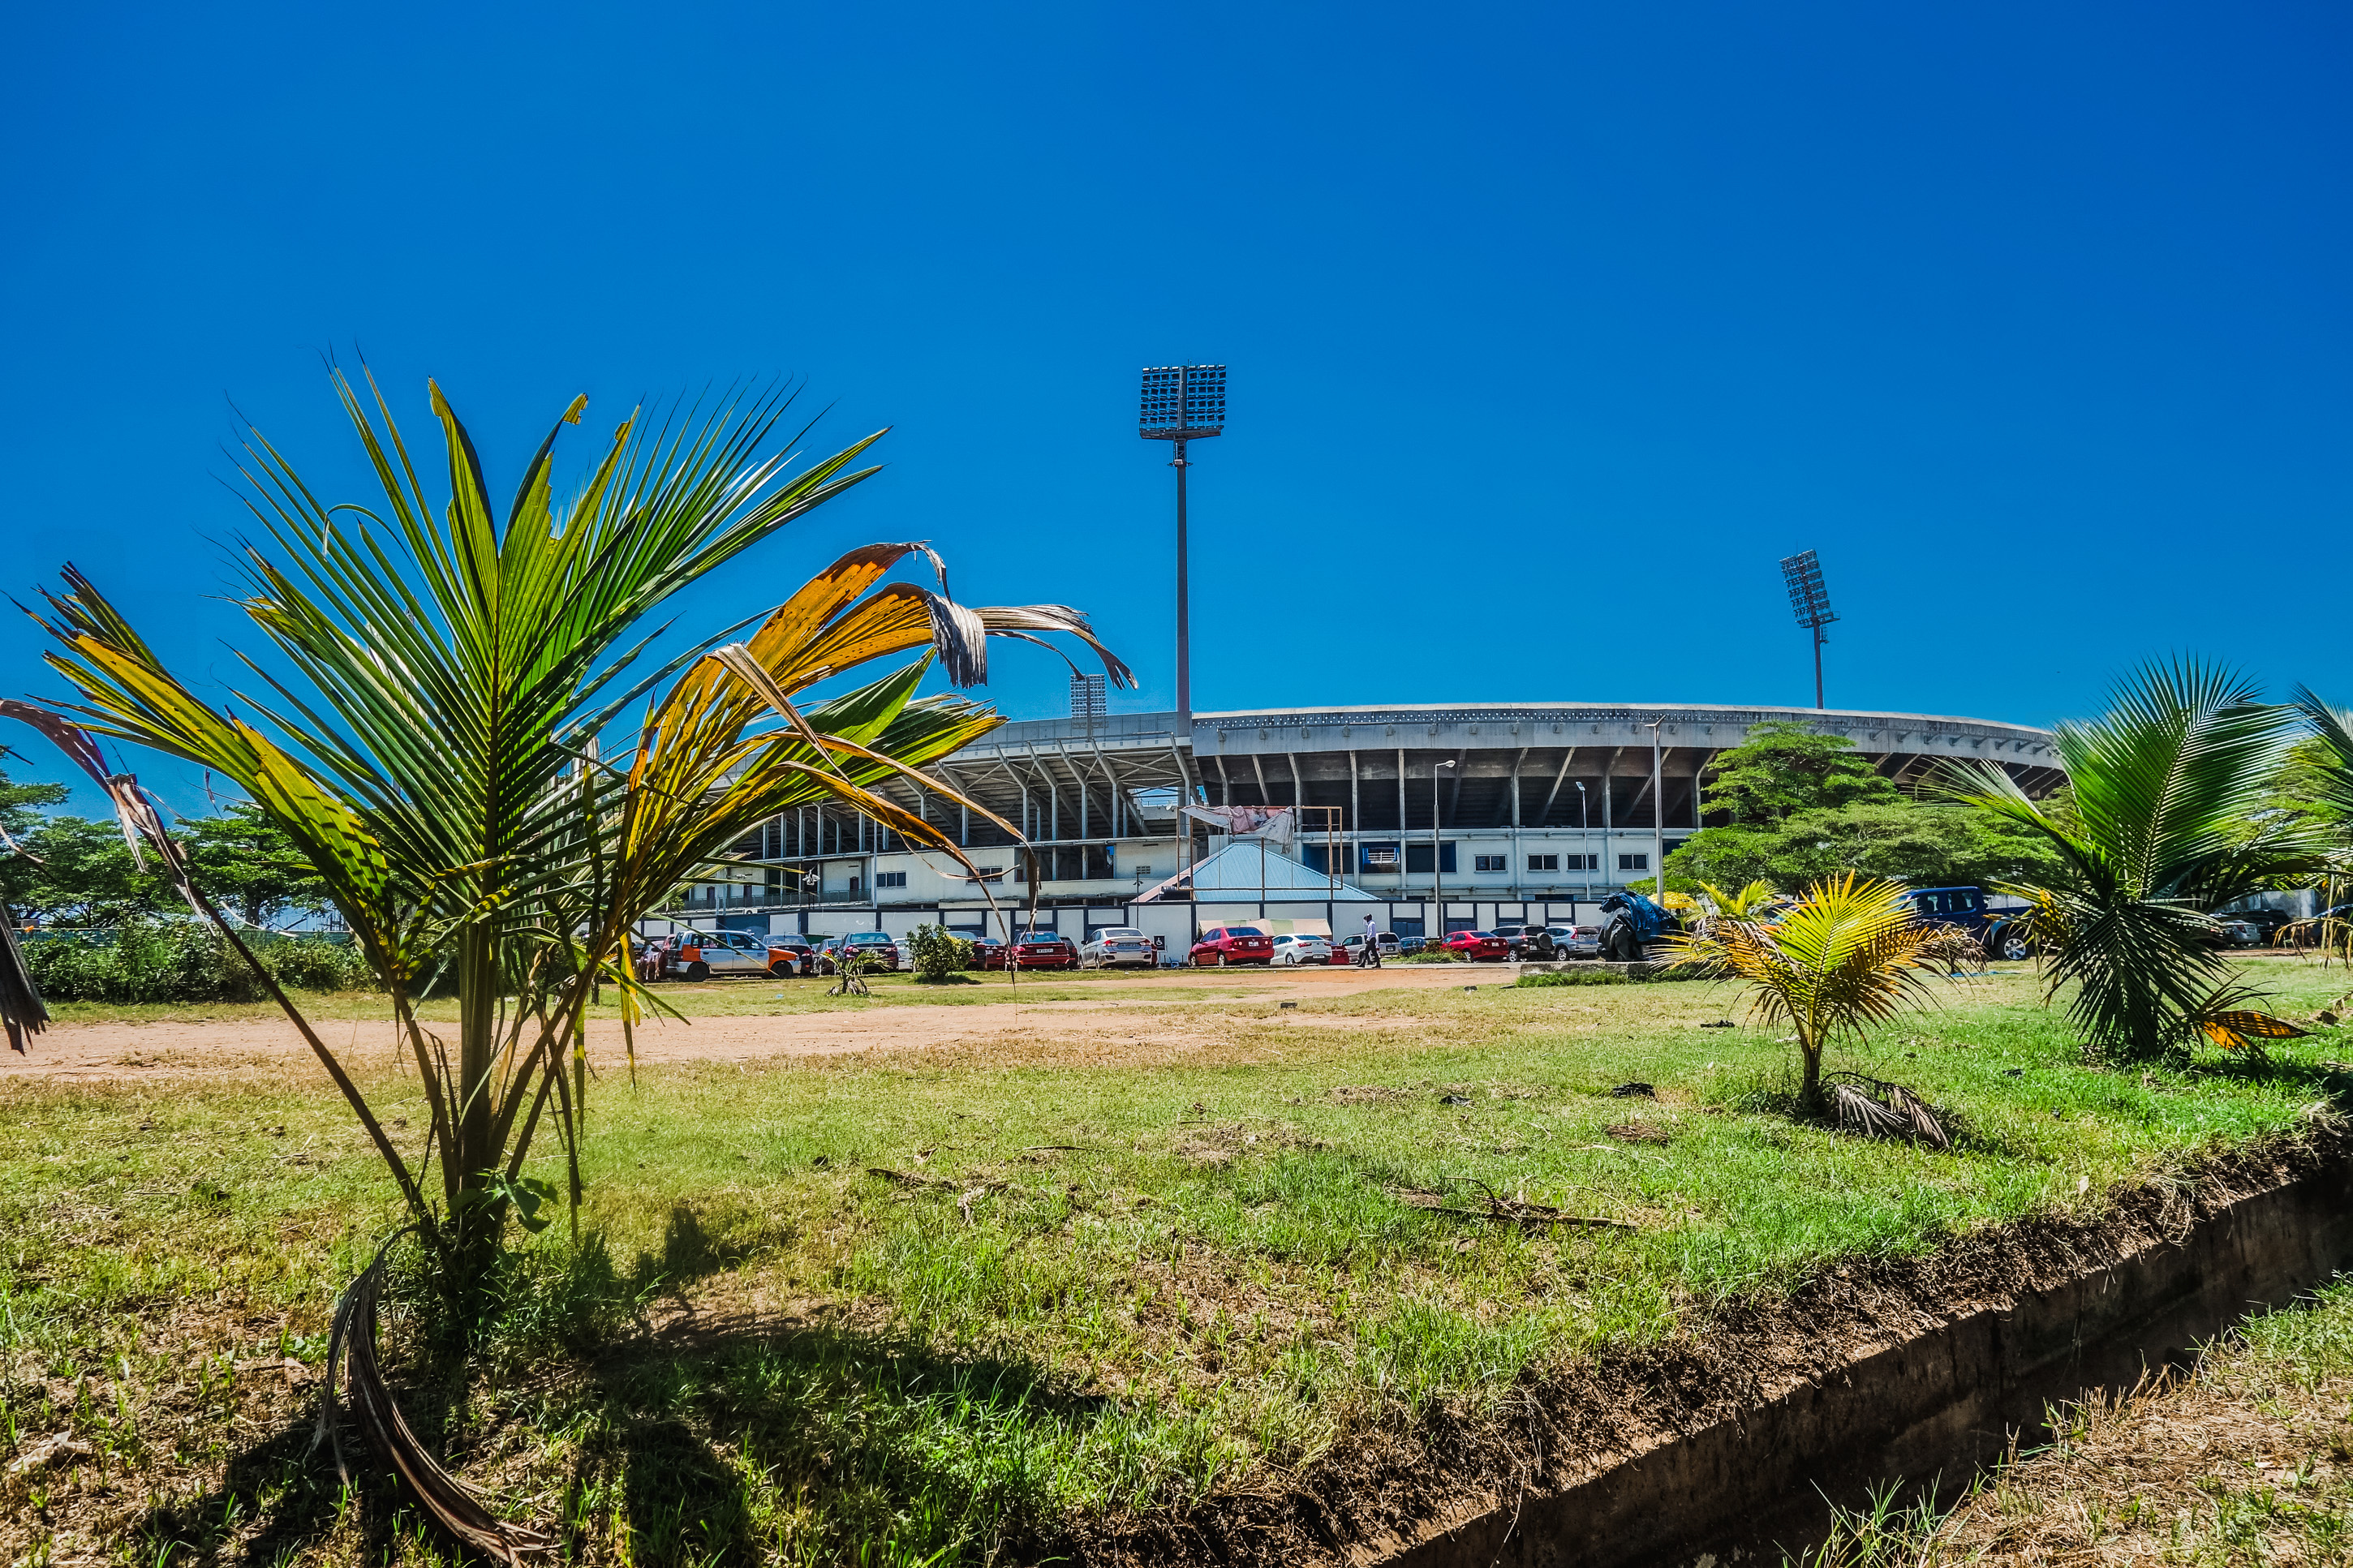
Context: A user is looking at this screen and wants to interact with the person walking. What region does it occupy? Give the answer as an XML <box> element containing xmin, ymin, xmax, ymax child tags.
<box><xmin>1359</xmin><ymin>913</ymin><xmax>1383</xmax><ymax>967</ymax></box>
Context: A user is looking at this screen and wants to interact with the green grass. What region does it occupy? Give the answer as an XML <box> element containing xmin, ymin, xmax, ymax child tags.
<box><xmin>5</xmin><ymin>960</ymin><xmax>2350</xmax><ymax>1566</ymax></box>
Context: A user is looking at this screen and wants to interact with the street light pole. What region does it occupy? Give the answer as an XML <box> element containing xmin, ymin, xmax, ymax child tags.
<box><xmin>1644</xmin><ymin>720</ymin><xmax>1665</xmax><ymax>902</ymax></box>
<box><xmin>1576</xmin><ymin>779</ymin><xmax>1590</xmax><ymax>904</ymax></box>
<box><xmin>1434</xmin><ymin>757</ymin><xmax>1456</xmax><ymax>941</ymax></box>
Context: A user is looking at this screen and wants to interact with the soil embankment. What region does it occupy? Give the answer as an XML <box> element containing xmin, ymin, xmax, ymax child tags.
<box><xmin>1061</xmin><ymin>1125</ymin><xmax>2353</xmax><ymax>1568</ymax></box>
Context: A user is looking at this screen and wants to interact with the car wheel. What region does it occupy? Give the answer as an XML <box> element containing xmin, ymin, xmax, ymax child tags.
<box><xmin>769</xmin><ymin>961</ymin><xmax>794</xmax><ymax>978</ymax></box>
<box><xmin>1997</xmin><ymin>933</ymin><xmax>2032</xmax><ymax>961</ymax></box>
<box><xmin>686</xmin><ymin>960</ymin><xmax>709</xmax><ymax>981</ymax></box>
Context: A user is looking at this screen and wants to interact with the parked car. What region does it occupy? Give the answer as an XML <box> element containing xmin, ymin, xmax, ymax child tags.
<box><xmin>815</xmin><ymin>931</ymin><xmax>901</xmax><ymax>975</ymax></box>
<box><xmin>966</xmin><ymin>938</ymin><xmax>1008</xmax><ymax>970</ymax></box>
<box><xmin>1902</xmin><ymin>886</ymin><xmax>2036</xmax><ymax>961</ymax></box>
<box><xmin>1341</xmin><ymin>931</ymin><xmax>1402</xmax><ymax>959</ymax></box>
<box><xmin>1082</xmin><ymin>927</ymin><xmax>1159</xmax><ymax>969</ymax></box>
<box><xmin>1010</xmin><ymin>929</ymin><xmax>1080</xmax><ymax>969</ymax></box>
<box><xmin>671</xmin><ymin>929</ymin><xmax>814</xmax><ymax>979</ymax></box>
<box><xmin>1442</xmin><ymin>929</ymin><xmax>1512</xmax><ymax>961</ymax></box>
<box><xmin>1270</xmin><ymin>933</ymin><xmax>1333</xmax><ymax>966</ymax></box>
<box><xmin>2206</xmin><ymin>917</ymin><xmax>2265</xmax><ymax>949</ymax></box>
<box><xmin>1547</xmin><ymin>923</ymin><xmax>1601</xmax><ymax>958</ymax></box>
<box><xmin>1489</xmin><ymin>922</ymin><xmax>1546</xmax><ymax>955</ymax></box>
<box><xmin>1189</xmin><ymin>924</ymin><xmax>1274</xmax><ymax>966</ymax></box>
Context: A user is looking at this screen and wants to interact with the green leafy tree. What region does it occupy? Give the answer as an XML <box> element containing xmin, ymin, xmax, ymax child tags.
<box><xmin>1698</xmin><ymin>720</ymin><xmax>1902</xmax><ymax>824</ymax></box>
<box><xmin>180</xmin><ymin>803</ymin><xmax>330</xmax><ymax>926</ymax></box>
<box><xmin>0</xmin><ymin>765</ymin><xmax>70</xmax><ymax>910</ymax></box>
<box><xmin>16</xmin><ymin>814</ymin><xmax>163</xmax><ymax>925</ymax></box>
<box><xmin>1667</xmin><ymin>802</ymin><xmax>2064</xmax><ymax>891</ymax></box>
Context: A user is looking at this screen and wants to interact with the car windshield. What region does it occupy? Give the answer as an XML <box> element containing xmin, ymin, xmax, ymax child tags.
<box><xmin>1224</xmin><ymin>926</ymin><xmax>1266</xmax><ymax>938</ymax></box>
<box><xmin>1099</xmin><ymin>929</ymin><xmax>1143</xmax><ymax>939</ymax></box>
<box><xmin>1017</xmin><ymin>930</ymin><xmax>1056</xmax><ymax>941</ymax></box>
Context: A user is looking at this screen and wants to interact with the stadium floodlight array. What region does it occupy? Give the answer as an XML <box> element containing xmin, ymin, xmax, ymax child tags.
<box><xmin>1779</xmin><ymin>549</ymin><xmax>1839</xmax><ymax>709</ymax></box>
<box><xmin>1138</xmin><ymin>364</ymin><xmax>1227</xmax><ymax>438</ymax></box>
<box><xmin>1069</xmin><ymin>672</ymin><xmax>1106</xmax><ymax>732</ymax></box>
<box><xmin>1138</xmin><ymin>365</ymin><xmax>1228</xmax><ymax>715</ymax></box>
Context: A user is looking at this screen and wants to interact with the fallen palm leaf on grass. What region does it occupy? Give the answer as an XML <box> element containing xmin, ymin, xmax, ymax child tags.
<box><xmin>1823</xmin><ymin>1072</ymin><xmax>1952</xmax><ymax>1150</ymax></box>
<box><xmin>320</xmin><ymin>1237</ymin><xmax>553</xmax><ymax>1563</ymax></box>
<box><xmin>1605</xmin><ymin>1122</ymin><xmax>1671</xmax><ymax>1145</ymax></box>
<box><xmin>2196</xmin><ymin>1008</ymin><xmax>2309</xmax><ymax>1053</ymax></box>
<box><xmin>1387</xmin><ymin>1181</ymin><xmax>1635</xmax><ymax>1231</ymax></box>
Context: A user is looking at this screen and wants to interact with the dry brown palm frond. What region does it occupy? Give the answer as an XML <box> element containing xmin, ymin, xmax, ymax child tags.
<box><xmin>1824</xmin><ymin>1072</ymin><xmax>1954</xmax><ymax>1149</ymax></box>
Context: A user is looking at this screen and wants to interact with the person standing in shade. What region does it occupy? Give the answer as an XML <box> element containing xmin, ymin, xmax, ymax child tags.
<box><xmin>1360</xmin><ymin>913</ymin><xmax>1382</xmax><ymax>967</ymax></box>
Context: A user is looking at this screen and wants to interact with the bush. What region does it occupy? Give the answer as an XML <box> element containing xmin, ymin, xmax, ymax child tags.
<box><xmin>1513</xmin><ymin>968</ymin><xmax>1628</xmax><ymax>987</ymax></box>
<box><xmin>905</xmin><ymin>922</ymin><xmax>974</xmax><ymax>982</ymax></box>
<box><xmin>24</xmin><ymin>918</ymin><xmax>378</xmax><ymax>1003</ymax></box>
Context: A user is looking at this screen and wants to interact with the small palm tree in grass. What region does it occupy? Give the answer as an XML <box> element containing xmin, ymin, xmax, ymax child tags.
<box><xmin>1956</xmin><ymin>659</ymin><xmax>2316</xmax><ymax>1063</ymax></box>
<box><xmin>1667</xmin><ymin>873</ymin><xmax>1940</xmax><ymax>1110</ymax></box>
<box><xmin>6</xmin><ymin>368</ymin><xmax>1128</xmax><ymax>1298</ymax></box>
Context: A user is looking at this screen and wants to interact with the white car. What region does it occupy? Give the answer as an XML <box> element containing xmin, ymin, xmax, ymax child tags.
<box><xmin>1271</xmin><ymin>933</ymin><xmax>1333</xmax><ymax>966</ymax></box>
<box><xmin>1080</xmin><ymin>926</ymin><xmax>1159</xmax><ymax>969</ymax></box>
<box><xmin>1340</xmin><ymin>931</ymin><xmax>1401</xmax><ymax>959</ymax></box>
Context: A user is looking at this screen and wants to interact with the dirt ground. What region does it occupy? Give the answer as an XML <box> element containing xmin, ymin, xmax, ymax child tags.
<box><xmin>1</xmin><ymin>962</ymin><xmax>1503</xmax><ymax>1084</ymax></box>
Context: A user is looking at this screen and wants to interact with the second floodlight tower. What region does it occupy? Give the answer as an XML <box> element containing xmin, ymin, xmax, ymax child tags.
<box><xmin>1139</xmin><ymin>364</ymin><xmax>1226</xmax><ymax>717</ymax></box>
<box><xmin>1779</xmin><ymin>549</ymin><xmax>1839</xmax><ymax>709</ymax></box>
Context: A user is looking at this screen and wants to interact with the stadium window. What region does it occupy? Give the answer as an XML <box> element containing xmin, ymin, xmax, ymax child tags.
<box><xmin>1527</xmin><ymin>854</ymin><xmax>1559</xmax><ymax>872</ymax></box>
<box><xmin>1404</xmin><ymin>842</ymin><xmax>1458</xmax><ymax>874</ymax></box>
<box><xmin>1619</xmin><ymin>853</ymin><xmax>1647</xmax><ymax>872</ymax></box>
<box><xmin>1473</xmin><ymin>854</ymin><xmax>1508</xmax><ymax>873</ymax></box>
<box><xmin>874</xmin><ymin>871</ymin><xmax>907</xmax><ymax>889</ymax></box>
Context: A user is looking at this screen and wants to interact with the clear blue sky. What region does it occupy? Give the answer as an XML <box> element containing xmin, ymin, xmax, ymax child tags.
<box><xmin>4</xmin><ymin>2</ymin><xmax>2347</xmax><ymax>817</ymax></box>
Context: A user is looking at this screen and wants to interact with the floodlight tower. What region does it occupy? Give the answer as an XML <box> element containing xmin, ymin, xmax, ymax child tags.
<box><xmin>1138</xmin><ymin>365</ymin><xmax>1227</xmax><ymax>717</ymax></box>
<box><xmin>1779</xmin><ymin>550</ymin><xmax>1839</xmax><ymax>709</ymax></box>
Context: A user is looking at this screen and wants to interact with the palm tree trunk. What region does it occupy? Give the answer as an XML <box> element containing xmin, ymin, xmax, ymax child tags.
<box><xmin>451</xmin><ymin>924</ymin><xmax>500</xmax><ymax>1299</ymax></box>
<box><xmin>1799</xmin><ymin>1025</ymin><xmax>1822</xmax><ymax>1110</ymax></box>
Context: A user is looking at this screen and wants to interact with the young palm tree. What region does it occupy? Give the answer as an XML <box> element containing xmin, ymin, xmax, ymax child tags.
<box><xmin>1667</xmin><ymin>873</ymin><xmax>1939</xmax><ymax>1106</ymax></box>
<box><xmin>1959</xmin><ymin>660</ymin><xmax>2315</xmax><ymax>1062</ymax></box>
<box><xmin>8</xmin><ymin>369</ymin><xmax>1129</xmax><ymax>1294</ymax></box>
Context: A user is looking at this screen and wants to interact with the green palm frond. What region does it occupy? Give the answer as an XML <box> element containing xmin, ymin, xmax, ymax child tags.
<box><xmin>11</xmin><ymin>369</ymin><xmax>1130</xmax><ymax>1291</ymax></box>
<box><xmin>1951</xmin><ymin>659</ymin><xmax>2317</xmax><ymax>1060</ymax></box>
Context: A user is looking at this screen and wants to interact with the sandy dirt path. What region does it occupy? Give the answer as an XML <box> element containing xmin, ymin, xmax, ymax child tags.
<box><xmin>2</xmin><ymin>962</ymin><xmax>1510</xmax><ymax>1084</ymax></box>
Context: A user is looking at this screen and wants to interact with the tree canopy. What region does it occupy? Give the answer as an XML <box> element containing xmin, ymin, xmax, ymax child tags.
<box><xmin>1667</xmin><ymin>721</ymin><xmax>2063</xmax><ymax>891</ymax></box>
<box><xmin>1697</xmin><ymin>720</ymin><xmax>1902</xmax><ymax>823</ymax></box>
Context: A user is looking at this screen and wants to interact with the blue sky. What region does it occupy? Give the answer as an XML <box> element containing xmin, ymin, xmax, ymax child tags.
<box><xmin>3</xmin><ymin>2</ymin><xmax>2347</xmax><ymax>817</ymax></box>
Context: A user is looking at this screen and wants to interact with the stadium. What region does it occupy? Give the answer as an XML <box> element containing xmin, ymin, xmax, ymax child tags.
<box><xmin>669</xmin><ymin>698</ymin><xmax>2066</xmax><ymax>956</ymax></box>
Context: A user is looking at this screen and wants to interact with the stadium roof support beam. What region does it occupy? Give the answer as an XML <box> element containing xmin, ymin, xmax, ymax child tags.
<box><xmin>1537</xmin><ymin>747</ymin><xmax>1577</xmax><ymax>827</ymax></box>
<box><xmin>1447</xmin><ymin>747</ymin><xmax>1467</xmax><ymax>827</ymax></box>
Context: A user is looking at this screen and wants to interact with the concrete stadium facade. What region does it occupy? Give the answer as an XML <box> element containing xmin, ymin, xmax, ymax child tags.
<box><xmin>663</xmin><ymin>701</ymin><xmax>2063</xmax><ymax>957</ymax></box>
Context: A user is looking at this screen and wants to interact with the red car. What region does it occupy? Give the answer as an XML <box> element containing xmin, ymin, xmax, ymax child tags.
<box><xmin>1008</xmin><ymin>930</ymin><xmax>1080</xmax><ymax>969</ymax></box>
<box><xmin>1443</xmin><ymin>929</ymin><xmax>1512</xmax><ymax>962</ymax></box>
<box><xmin>1189</xmin><ymin>924</ymin><xmax>1274</xmax><ymax>966</ymax></box>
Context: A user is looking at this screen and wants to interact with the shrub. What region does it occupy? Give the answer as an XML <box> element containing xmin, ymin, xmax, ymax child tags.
<box><xmin>24</xmin><ymin>918</ymin><xmax>377</xmax><ymax>1003</ymax></box>
<box><xmin>905</xmin><ymin>923</ymin><xmax>973</xmax><ymax>982</ymax></box>
<box><xmin>1514</xmin><ymin>968</ymin><xmax>1628</xmax><ymax>988</ymax></box>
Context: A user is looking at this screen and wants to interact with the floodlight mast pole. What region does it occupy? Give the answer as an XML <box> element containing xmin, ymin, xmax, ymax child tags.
<box><xmin>1139</xmin><ymin>365</ymin><xmax>1226</xmax><ymax>722</ymax></box>
<box><xmin>1174</xmin><ymin>428</ymin><xmax>1190</xmax><ymax>716</ymax></box>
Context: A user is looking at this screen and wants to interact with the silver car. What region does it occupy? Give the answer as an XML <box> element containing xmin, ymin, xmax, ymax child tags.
<box><xmin>1081</xmin><ymin>926</ymin><xmax>1159</xmax><ymax>969</ymax></box>
<box><xmin>1547</xmin><ymin>924</ymin><xmax>1601</xmax><ymax>958</ymax></box>
<box><xmin>1271</xmin><ymin>933</ymin><xmax>1333</xmax><ymax>966</ymax></box>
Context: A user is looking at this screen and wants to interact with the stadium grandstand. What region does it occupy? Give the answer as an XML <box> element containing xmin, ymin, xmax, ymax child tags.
<box><xmin>659</xmin><ymin>701</ymin><xmax>2065</xmax><ymax>959</ymax></box>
